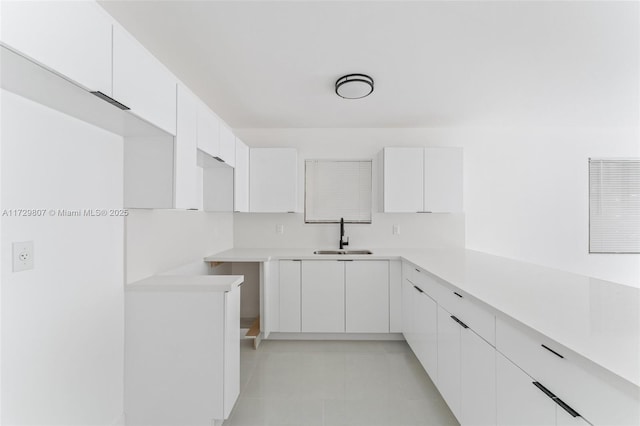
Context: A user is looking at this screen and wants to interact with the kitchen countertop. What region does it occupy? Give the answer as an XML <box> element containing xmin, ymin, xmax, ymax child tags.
<box><xmin>126</xmin><ymin>274</ymin><xmax>244</xmax><ymax>292</ymax></box>
<box><xmin>205</xmin><ymin>247</ymin><xmax>640</xmax><ymax>388</ymax></box>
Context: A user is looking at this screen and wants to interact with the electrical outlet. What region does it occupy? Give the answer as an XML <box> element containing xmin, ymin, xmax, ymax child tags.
<box><xmin>13</xmin><ymin>241</ymin><xmax>34</xmax><ymax>272</ymax></box>
<box><xmin>276</xmin><ymin>224</ymin><xmax>284</xmax><ymax>235</ymax></box>
<box><xmin>392</xmin><ymin>225</ymin><xmax>400</xmax><ymax>235</ymax></box>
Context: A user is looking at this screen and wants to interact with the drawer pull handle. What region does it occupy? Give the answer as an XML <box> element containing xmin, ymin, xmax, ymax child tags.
<box><xmin>450</xmin><ymin>315</ymin><xmax>469</xmax><ymax>329</ymax></box>
<box><xmin>413</xmin><ymin>285</ymin><xmax>424</xmax><ymax>293</ymax></box>
<box><xmin>415</xmin><ymin>268</ymin><xmax>420</xmax><ymax>272</ymax></box>
<box><xmin>532</xmin><ymin>381</ymin><xmax>556</xmax><ymax>399</ymax></box>
<box><xmin>453</xmin><ymin>292</ymin><xmax>463</xmax><ymax>298</ymax></box>
<box><xmin>533</xmin><ymin>383</ymin><xmax>581</xmax><ymax>418</ymax></box>
<box><xmin>553</xmin><ymin>397</ymin><xmax>581</xmax><ymax>418</ymax></box>
<box><xmin>541</xmin><ymin>344</ymin><xmax>564</xmax><ymax>359</ymax></box>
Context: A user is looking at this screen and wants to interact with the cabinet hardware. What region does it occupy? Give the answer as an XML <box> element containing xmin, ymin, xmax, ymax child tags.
<box><xmin>450</xmin><ymin>315</ymin><xmax>469</xmax><ymax>329</ymax></box>
<box><xmin>91</xmin><ymin>91</ymin><xmax>130</xmax><ymax>110</ymax></box>
<box><xmin>237</xmin><ymin>282</ymin><xmax>244</xmax><ymax>287</ymax></box>
<box><xmin>415</xmin><ymin>268</ymin><xmax>420</xmax><ymax>272</ymax></box>
<box><xmin>413</xmin><ymin>285</ymin><xmax>424</xmax><ymax>293</ymax></box>
<box><xmin>532</xmin><ymin>381</ymin><xmax>556</xmax><ymax>399</ymax></box>
<box><xmin>532</xmin><ymin>382</ymin><xmax>581</xmax><ymax>418</ymax></box>
<box><xmin>541</xmin><ymin>344</ymin><xmax>564</xmax><ymax>359</ymax></box>
<box><xmin>453</xmin><ymin>292</ymin><xmax>463</xmax><ymax>298</ymax></box>
<box><xmin>553</xmin><ymin>397</ymin><xmax>581</xmax><ymax>418</ymax></box>
<box><xmin>337</xmin><ymin>259</ymin><xmax>354</xmax><ymax>262</ymax></box>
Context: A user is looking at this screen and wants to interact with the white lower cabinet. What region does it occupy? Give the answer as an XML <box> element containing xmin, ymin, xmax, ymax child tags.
<box><xmin>125</xmin><ymin>284</ymin><xmax>240</xmax><ymax>424</ymax></box>
<box><xmin>301</xmin><ymin>261</ymin><xmax>345</xmax><ymax>332</ymax></box>
<box><xmin>345</xmin><ymin>261</ymin><xmax>389</xmax><ymax>333</ymax></box>
<box><xmin>279</xmin><ymin>260</ymin><xmax>302</xmax><ymax>332</ymax></box>
<box><xmin>437</xmin><ymin>306</ymin><xmax>463</xmax><ymax>417</ymax></box>
<box><xmin>436</xmin><ymin>304</ymin><xmax>497</xmax><ymax>425</ymax></box>
<box><xmin>460</xmin><ymin>323</ymin><xmax>496</xmax><ymax>426</ymax></box>
<box><xmin>497</xmin><ymin>352</ymin><xmax>590</xmax><ymax>426</ymax></box>
<box><xmin>401</xmin><ymin>273</ymin><xmax>416</xmax><ymax>348</ymax></box>
<box><xmin>292</xmin><ymin>260</ymin><xmax>389</xmax><ymax>333</ymax></box>
<box><xmin>497</xmin><ymin>352</ymin><xmax>556</xmax><ymax>425</ymax></box>
<box><xmin>412</xmin><ymin>286</ymin><xmax>438</xmax><ymax>380</ymax></box>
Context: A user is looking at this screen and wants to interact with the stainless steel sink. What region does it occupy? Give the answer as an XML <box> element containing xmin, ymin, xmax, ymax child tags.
<box><xmin>313</xmin><ymin>250</ymin><xmax>373</xmax><ymax>255</ymax></box>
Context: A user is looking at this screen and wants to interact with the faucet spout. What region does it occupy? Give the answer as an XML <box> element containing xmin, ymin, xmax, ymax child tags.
<box><xmin>339</xmin><ymin>217</ymin><xmax>349</xmax><ymax>249</ymax></box>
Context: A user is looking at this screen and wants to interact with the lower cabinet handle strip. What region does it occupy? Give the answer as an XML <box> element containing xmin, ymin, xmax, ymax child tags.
<box><xmin>450</xmin><ymin>315</ymin><xmax>469</xmax><ymax>329</ymax></box>
<box><xmin>541</xmin><ymin>344</ymin><xmax>564</xmax><ymax>359</ymax></box>
<box><xmin>413</xmin><ymin>285</ymin><xmax>424</xmax><ymax>293</ymax></box>
<box><xmin>532</xmin><ymin>382</ymin><xmax>556</xmax><ymax>399</ymax></box>
<box><xmin>553</xmin><ymin>397</ymin><xmax>581</xmax><ymax>418</ymax></box>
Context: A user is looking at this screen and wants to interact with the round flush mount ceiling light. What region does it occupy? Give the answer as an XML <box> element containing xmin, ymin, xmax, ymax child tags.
<box><xmin>335</xmin><ymin>74</ymin><xmax>374</xmax><ymax>99</ymax></box>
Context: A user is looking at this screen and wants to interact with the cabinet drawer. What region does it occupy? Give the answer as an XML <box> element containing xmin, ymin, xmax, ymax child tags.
<box><xmin>496</xmin><ymin>317</ymin><xmax>640</xmax><ymax>425</ymax></box>
<box><xmin>412</xmin><ymin>268</ymin><xmax>495</xmax><ymax>345</ymax></box>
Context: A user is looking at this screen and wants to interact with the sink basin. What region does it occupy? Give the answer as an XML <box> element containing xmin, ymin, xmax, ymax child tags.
<box><xmin>313</xmin><ymin>250</ymin><xmax>373</xmax><ymax>255</ymax></box>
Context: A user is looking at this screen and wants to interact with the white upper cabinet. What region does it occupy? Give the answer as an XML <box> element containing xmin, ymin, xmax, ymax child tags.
<box><xmin>112</xmin><ymin>26</ymin><xmax>177</xmax><ymax>135</ymax></box>
<box><xmin>383</xmin><ymin>147</ymin><xmax>424</xmax><ymax>212</ymax></box>
<box><xmin>219</xmin><ymin>122</ymin><xmax>236</xmax><ymax>167</ymax></box>
<box><xmin>383</xmin><ymin>147</ymin><xmax>463</xmax><ymax>213</ymax></box>
<box><xmin>424</xmin><ymin>147</ymin><xmax>463</xmax><ymax>213</ymax></box>
<box><xmin>175</xmin><ymin>84</ymin><xmax>200</xmax><ymax>210</ymax></box>
<box><xmin>234</xmin><ymin>138</ymin><xmax>250</xmax><ymax>212</ymax></box>
<box><xmin>249</xmin><ymin>148</ymin><xmax>297</xmax><ymax>213</ymax></box>
<box><xmin>1</xmin><ymin>1</ymin><xmax>112</xmax><ymax>96</ymax></box>
<box><xmin>197</xmin><ymin>102</ymin><xmax>220</xmax><ymax>159</ymax></box>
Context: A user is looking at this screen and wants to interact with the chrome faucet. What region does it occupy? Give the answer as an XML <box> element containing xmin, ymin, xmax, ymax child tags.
<box><xmin>339</xmin><ymin>217</ymin><xmax>349</xmax><ymax>249</ymax></box>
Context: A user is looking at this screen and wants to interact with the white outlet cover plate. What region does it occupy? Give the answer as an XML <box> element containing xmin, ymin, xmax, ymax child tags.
<box><xmin>13</xmin><ymin>241</ymin><xmax>34</xmax><ymax>272</ymax></box>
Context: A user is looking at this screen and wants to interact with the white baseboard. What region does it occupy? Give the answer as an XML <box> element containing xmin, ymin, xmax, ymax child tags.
<box><xmin>266</xmin><ymin>332</ymin><xmax>404</xmax><ymax>341</ymax></box>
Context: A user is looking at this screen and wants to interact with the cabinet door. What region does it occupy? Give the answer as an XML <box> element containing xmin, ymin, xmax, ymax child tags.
<box><xmin>175</xmin><ymin>84</ymin><xmax>199</xmax><ymax>210</ymax></box>
<box><xmin>219</xmin><ymin>122</ymin><xmax>236</xmax><ymax>167</ymax></box>
<box><xmin>345</xmin><ymin>261</ymin><xmax>389</xmax><ymax>333</ymax></box>
<box><xmin>234</xmin><ymin>138</ymin><xmax>250</xmax><ymax>212</ymax></box>
<box><xmin>460</xmin><ymin>328</ymin><xmax>496</xmax><ymax>425</ymax></box>
<box><xmin>279</xmin><ymin>260</ymin><xmax>301</xmax><ymax>332</ymax></box>
<box><xmin>423</xmin><ymin>147</ymin><xmax>463</xmax><ymax>213</ymax></box>
<box><xmin>223</xmin><ymin>286</ymin><xmax>240</xmax><ymax>419</ymax></box>
<box><xmin>401</xmin><ymin>276</ymin><xmax>416</xmax><ymax>348</ymax></box>
<box><xmin>196</xmin><ymin>103</ymin><xmax>220</xmax><ymax>158</ymax></box>
<box><xmin>437</xmin><ymin>305</ymin><xmax>461</xmax><ymax>419</ymax></box>
<box><xmin>1</xmin><ymin>1</ymin><xmax>112</xmax><ymax>95</ymax></box>
<box><xmin>496</xmin><ymin>352</ymin><xmax>555</xmax><ymax>426</ymax></box>
<box><xmin>557</xmin><ymin>407</ymin><xmax>590</xmax><ymax>426</ymax></box>
<box><xmin>113</xmin><ymin>26</ymin><xmax>177</xmax><ymax>135</ymax></box>
<box><xmin>413</xmin><ymin>290</ymin><xmax>438</xmax><ymax>380</ymax></box>
<box><xmin>383</xmin><ymin>147</ymin><xmax>424</xmax><ymax>212</ymax></box>
<box><xmin>249</xmin><ymin>148</ymin><xmax>297</xmax><ymax>213</ymax></box>
<box><xmin>301</xmin><ymin>261</ymin><xmax>344</xmax><ymax>332</ymax></box>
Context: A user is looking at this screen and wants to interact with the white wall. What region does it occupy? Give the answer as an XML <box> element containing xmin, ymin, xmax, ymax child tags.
<box><xmin>235</xmin><ymin>127</ymin><xmax>640</xmax><ymax>288</ymax></box>
<box><xmin>125</xmin><ymin>209</ymin><xmax>233</xmax><ymax>283</ymax></box>
<box><xmin>1</xmin><ymin>90</ymin><xmax>125</xmax><ymax>424</ymax></box>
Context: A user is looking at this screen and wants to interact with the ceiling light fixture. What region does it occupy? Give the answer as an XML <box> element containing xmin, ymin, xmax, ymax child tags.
<box><xmin>335</xmin><ymin>74</ymin><xmax>374</xmax><ymax>99</ymax></box>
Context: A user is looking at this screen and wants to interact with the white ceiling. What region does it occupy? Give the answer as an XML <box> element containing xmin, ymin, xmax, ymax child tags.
<box><xmin>98</xmin><ymin>1</ymin><xmax>639</xmax><ymax>129</ymax></box>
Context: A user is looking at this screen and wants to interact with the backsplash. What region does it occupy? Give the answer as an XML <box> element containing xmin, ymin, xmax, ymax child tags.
<box><xmin>233</xmin><ymin>212</ymin><xmax>465</xmax><ymax>249</ymax></box>
<box><xmin>126</xmin><ymin>209</ymin><xmax>234</xmax><ymax>283</ymax></box>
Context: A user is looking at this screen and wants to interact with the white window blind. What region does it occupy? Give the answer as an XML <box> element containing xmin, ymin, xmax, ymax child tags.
<box><xmin>305</xmin><ymin>160</ymin><xmax>372</xmax><ymax>223</ymax></box>
<box><xmin>589</xmin><ymin>158</ymin><xmax>640</xmax><ymax>253</ymax></box>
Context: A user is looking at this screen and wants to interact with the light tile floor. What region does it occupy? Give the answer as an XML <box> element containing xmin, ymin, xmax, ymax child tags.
<box><xmin>225</xmin><ymin>339</ymin><xmax>459</xmax><ymax>426</ymax></box>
